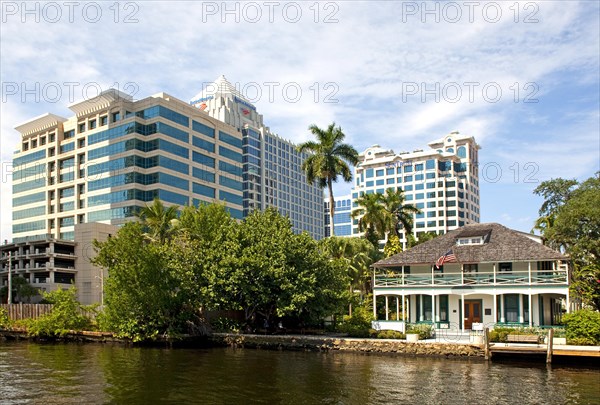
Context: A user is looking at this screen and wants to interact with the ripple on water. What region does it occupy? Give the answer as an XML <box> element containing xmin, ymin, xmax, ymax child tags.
<box><xmin>1</xmin><ymin>343</ymin><xmax>599</xmax><ymax>404</ymax></box>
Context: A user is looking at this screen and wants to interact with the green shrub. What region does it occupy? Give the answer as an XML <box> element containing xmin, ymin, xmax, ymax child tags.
<box><xmin>0</xmin><ymin>307</ymin><xmax>10</xmax><ymax>329</ymax></box>
<box><xmin>563</xmin><ymin>309</ymin><xmax>600</xmax><ymax>346</ymax></box>
<box><xmin>377</xmin><ymin>329</ymin><xmax>405</xmax><ymax>339</ymax></box>
<box><xmin>551</xmin><ymin>327</ymin><xmax>566</xmax><ymax>338</ymax></box>
<box><xmin>489</xmin><ymin>328</ymin><xmax>510</xmax><ymax>343</ymax></box>
<box><xmin>340</xmin><ymin>324</ymin><xmax>371</xmax><ymax>338</ymax></box>
<box><xmin>339</xmin><ymin>302</ymin><xmax>373</xmax><ymax>338</ymax></box>
<box><xmin>27</xmin><ymin>287</ymin><xmax>91</xmax><ymax>338</ymax></box>
<box><xmin>406</xmin><ymin>323</ymin><xmax>434</xmax><ymax>340</ymax></box>
<box><xmin>489</xmin><ymin>326</ymin><xmax>545</xmax><ymax>342</ymax></box>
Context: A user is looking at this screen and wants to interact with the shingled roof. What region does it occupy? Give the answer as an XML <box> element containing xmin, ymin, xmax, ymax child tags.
<box><xmin>374</xmin><ymin>223</ymin><xmax>567</xmax><ymax>267</ymax></box>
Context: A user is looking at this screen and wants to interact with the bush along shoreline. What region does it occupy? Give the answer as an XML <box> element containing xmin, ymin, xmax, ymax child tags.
<box><xmin>2</xmin><ymin>302</ymin><xmax>599</xmax><ymax>348</ymax></box>
<box><xmin>0</xmin><ymin>287</ymin><xmax>600</xmax><ymax>350</ymax></box>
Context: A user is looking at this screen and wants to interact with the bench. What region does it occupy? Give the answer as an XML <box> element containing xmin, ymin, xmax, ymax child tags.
<box><xmin>506</xmin><ymin>334</ymin><xmax>539</xmax><ymax>344</ymax></box>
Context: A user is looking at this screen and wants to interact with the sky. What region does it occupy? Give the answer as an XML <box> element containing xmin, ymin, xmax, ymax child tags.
<box><xmin>1</xmin><ymin>0</ymin><xmax>599</xmax><ymax>241</ymax></box>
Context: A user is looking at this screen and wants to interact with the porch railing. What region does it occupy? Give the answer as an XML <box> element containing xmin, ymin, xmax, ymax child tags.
<box><xmin>374</xmin><ymin>270</ymin><xmax>568</xmax><ymax>288</ymax></box>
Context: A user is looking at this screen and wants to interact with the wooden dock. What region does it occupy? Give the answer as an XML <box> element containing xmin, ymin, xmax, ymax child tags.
<box><xmin>490</xmin><ymin>344</ymin><xmax>600</xmax><ymax>357</ymax></box>
<box><xmin>483</xmin><ymin>327</ymin><xmax>599</xmax><ymax>363</ymax></box>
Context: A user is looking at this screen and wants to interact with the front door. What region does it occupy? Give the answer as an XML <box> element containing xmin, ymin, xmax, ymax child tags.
<box><xmin>464</xmin><ymin>300</ymin><xmax>482</xmax><ymax>329</ymax></box>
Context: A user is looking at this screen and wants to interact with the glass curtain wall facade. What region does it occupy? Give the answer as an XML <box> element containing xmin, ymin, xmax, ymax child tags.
<box><xmin>12</xmin><ymin>90</ymin><xmax>244</xmax><ymax>242</ymax></box>
<box><xmin>192</xmin><ymin>76</ymin><xmax>324</xmax><ymax>239</ymax></box>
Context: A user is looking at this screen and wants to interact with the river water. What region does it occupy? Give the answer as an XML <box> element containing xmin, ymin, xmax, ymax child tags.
<box><xmin>0</xmin><ymin>342</ymin><xmax>598</xmax><ymax>404</ymax></box>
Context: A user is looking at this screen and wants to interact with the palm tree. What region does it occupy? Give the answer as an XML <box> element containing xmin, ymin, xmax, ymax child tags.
<box><xmin>319</xmin><ymin>236</ymin><xmax>380</xmax><ymax>315</ymax></box>
<box><xmin>137</xmin><ymin>198</ymin><xmax>180</xmax><ymax>243</ymax></box>
<box><xmin>297</xmin><ymin>123</ymin><xmax>359</xmax><ymax>237</ymax></box>
<box><xmin>353</xmin><ymin>189</ymin><xmax>421</xmax><ymax>249</ymax></box>
<box><xmin>351</xmin><ymin>193</ymin><xmax>387</xmax><ymax>242</ymax></box>
<box><xmin>380</xmin><ymin>188</ymin><xmax>421</xmax><ymax>237</ymax></box>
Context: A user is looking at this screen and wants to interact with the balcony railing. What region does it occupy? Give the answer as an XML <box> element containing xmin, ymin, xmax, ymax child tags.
<box><xmin>374</xmin><ymin>270</ymin><xmax>568</xmax><ymax>287</ymax></box>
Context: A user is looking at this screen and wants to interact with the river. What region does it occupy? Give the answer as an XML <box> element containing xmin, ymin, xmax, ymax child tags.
<box><xmin>0</xmin><ymin>342</ymin><xmax>598</xmax><ymax>404</ymax></box>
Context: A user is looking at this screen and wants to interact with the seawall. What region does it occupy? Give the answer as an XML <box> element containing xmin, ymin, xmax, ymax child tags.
<box><xmin>1</xmin><ymin>329</ymin><xmax>484</xmax><ymax>357</ymax></box>
<box><xmin>209</xmin><ymin>333</ymin><xmax>485</xmax><ymax>358</ymax></box>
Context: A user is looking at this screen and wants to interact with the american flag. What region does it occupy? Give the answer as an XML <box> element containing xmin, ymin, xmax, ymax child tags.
<box><xmin>199</xmin><ymin>103</ymin><xmax>207</xmax><ymax>111</ymax></box>
<box><xmin>435</xmin><ymin>249</ymin><xmax>456</xmax><ymax>269</ymax></box>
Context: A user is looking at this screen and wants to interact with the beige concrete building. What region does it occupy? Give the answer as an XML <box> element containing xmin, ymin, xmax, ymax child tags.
<box><xmin>351</xmin><ymin>131</ymin><xmax>481</xmax><ymax>247</ymax></box>
<box><xmin>1</xmin><ymin>222</ymin><xmax>117</xmax><ymax>304</ymax></box>
<box><xmin>73</xmin><ymin>222</ymin><xmax>117</xmax><ymax>305</ymax></box>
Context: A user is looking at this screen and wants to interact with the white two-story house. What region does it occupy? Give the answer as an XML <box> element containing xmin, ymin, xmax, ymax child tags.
<box><xmin>371</xmin><ymin>223</ymin><xmax>569</xmax><ymax>332</ymax></box>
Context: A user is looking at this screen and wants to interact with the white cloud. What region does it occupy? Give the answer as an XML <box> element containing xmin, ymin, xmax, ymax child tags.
<box><xmin>1</xmin><ymin>0</ymin><xmax>598</xmax><ymax>241</ymax></box>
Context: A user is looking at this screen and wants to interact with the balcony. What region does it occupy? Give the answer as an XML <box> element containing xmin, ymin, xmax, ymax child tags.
<box><xmin>374</xmin><ymin>268</ymin><xmax>568</xmax><ymax>288</ymax></box>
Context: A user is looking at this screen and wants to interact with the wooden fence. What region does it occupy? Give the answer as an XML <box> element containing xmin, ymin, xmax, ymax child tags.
<box><xmin>0</xmin><ymin>304</ymin><xmax>97</xmax><ymax>321</ymax></box>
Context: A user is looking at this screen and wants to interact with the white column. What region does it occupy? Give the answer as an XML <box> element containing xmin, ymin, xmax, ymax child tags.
<box><xmin>493</xmin><ymin>263</ymin><xmax>497</xmax><ymax>284</ymax></box>
<box><xmin>500</xmin><ymin>294</ymin><xmax>505</xmax><ymax>323</ymax></box>
<box><xmin>493</xmin><ymin>293</ymin><xmax>497</xmax><ymax>324</ymax></box>
<box><xmin>528</xmin><ymin>261</ymin><xmax>532</xmax><ymax>284</ymax></box>
<box><xmin>7</xmin><ymin>251</ymin><xmax>12</xmax><ymax>304</ymax></box>
<box><xmin>433</xmin><ymin>294</ymin><xmax>437</xmax><ymax>325</ymax></box>
<box><xmin>461</xmin><ymin>293</ymin><xmax>465</xmax><ymax>333</ymax></box>
<box><xmin>419</xmin><ymin>295</ymin><xmax>424</xmax><ymax>322</ymax></box>
<box><xmin>385</xmin><ymin>296</ymin><xmax>389</xmax><ymax>321</ymax></box>
<box><xmin>373</xmin><ymin>293</ymin><xmax>377</xmax><ymax>319</ymax></box>
<box><xmin>396</xmin><ymin>296</ymin><xmax>400</xmax><ymax>321</ymax></box>
<box><xmin>566</xmin><ymin>293</ymin><xmax>570</xmax><ymax>314</ymax></box>
<box><xmin>528</xmin><ymin>293</ymin><xmax>532</xmax><ymax>326</ymax></box>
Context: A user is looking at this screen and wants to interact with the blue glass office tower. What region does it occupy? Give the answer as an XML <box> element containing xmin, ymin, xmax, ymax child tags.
<box><xmin>12</xmin><ymin>90</ymin><xmax>244</xmax><ymax>242</ymax></box>
<box><xmin>191</xmin><ymin>76</ymin><xmax>324</xmax><ymax>239</ymax></box>
<box><xmin>324</xmin><ymin>194</ymin><xmax>353</xmax><ymax>237</ymax></box>
<box><xmin>11</xmin><ymin>76</ymin><xmax>324</xmax><ymax>243</ymax></box>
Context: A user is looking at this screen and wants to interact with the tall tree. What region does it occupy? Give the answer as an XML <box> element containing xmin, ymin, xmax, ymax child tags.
<box><xmin>534</xmin><ymin>174</ymin><xmax>600</xmax><ymax>310</ymax></box>
<box><xmin>137</xmin><ymin>198</ymin><xmax>180</xmax><ymax>243</ymax></box>
<box><xmin>93</xmin><ymin>222</ymin><xmax>208</xmax><ymax>341</ymax></box>
<box><xmin>532</xmin><ymin>178</ymin><xmax>578</xmax><ymax>249</ymax></box>
<box><xmin>297</xmin><ymin>123</ymin><xmax>359</xmax><ymax>236</ymax></box>
<box><xmin>352</xmin><ymin>189</ymin><xmax>421</xmax><ymax>249</ymax></box>
<box><xmin>351</xmin><ymin>193</ymin><xmax>387</xmax><ymax>246</ymax></box>
<box><xmin>319</xmin><ymin>236</ymin><xmax>381</xmax><ymax>296</ymax></box>
<box><xmin>380</xmin><ymin>188</ymin><xmax>421</xmax><ymax>237</ymax></box>
<box><xmin>207</xmin><ymin>208</ymin><xmax>348</xmax><ymax>325</ymax></box>
<box><xmin>534</xmin><ymin>178</ymin><xmax>579</xmax><ymax>217</ymax></box>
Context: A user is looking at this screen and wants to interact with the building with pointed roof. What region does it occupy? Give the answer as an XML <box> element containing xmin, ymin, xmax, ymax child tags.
<box><xmin>190</xmin><ymin>76</ymin><xmax>324</xmax><ymax>238</ymax></box>
<box><xmin>371</xmin><ymin>223</ymin><xmax>570</xmax><ymax>333</ymax></box>
<box><xmin>5</xmin><ymin>76</ymin><xmax>326</xmax><ymax>302</ymax></box>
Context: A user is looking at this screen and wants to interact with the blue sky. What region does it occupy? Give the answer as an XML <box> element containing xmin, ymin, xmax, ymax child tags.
<box><xmin>1</xmin><ymin>1</ymin><xmax>599</xmax><ymax>241</ymax></box>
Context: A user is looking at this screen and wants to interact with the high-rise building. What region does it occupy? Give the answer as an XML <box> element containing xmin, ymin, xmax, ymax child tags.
<box><xmin>11</xmin><ymin>76</ymin><xmax>324</xmax><ymax>244</ymax></box>
<box><xmin>324</xmin><ymin>194</ymin><xmax>352</xmax><ymax>237</ymax></box>
<box><xmin>350</xmin><ymin>131</ymin><xmax>481</xmax><ymax>246</ymax></box>
<box><xmin>11</xmin><ymin>89</ymin><xmax>245</xmax><ymax>242</ymax></box>
<box><xmin>190</xmin><ymin>76</ymin><xmax>324</xmax><ymax>239</ymax></box>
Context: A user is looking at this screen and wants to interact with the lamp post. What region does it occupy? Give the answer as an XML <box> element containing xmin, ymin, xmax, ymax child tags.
<box><xmin>7</xmin><ymin>251</ymin><xmax>12</xmax><ymax>304</ymax></box>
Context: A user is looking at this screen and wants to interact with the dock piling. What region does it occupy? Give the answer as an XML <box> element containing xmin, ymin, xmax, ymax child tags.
<box><xmin>484</xmin><ymin>327</ymin><xmax>491</xmax><ymax>360</ymax></box>
<box><xmin>546</xmin><ymin>329</ymin><xmax>554</xmax><ymax>364</ymax></box>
